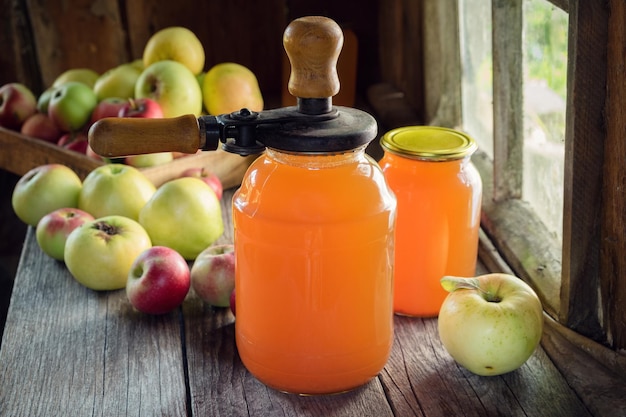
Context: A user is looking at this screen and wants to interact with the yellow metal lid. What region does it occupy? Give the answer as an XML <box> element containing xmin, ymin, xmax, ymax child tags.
<box><xmin>380</xmin><ymin>126</ymin><xmax>477</xmax><ymax>161</ymax></box>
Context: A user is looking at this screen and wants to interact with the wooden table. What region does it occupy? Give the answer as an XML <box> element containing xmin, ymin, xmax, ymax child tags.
<box><xmin>0</xmin><ymin>188</ymin><xmax>593</xmax><ymax>417</ymax></box>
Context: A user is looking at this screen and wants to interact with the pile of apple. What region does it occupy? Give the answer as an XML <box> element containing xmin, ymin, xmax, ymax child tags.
<box><xmin>0</xmin><ymin>26</ymin><xmax>264</xmax><ymax>168</ymax></box>
<box><xmin>11</xmin><ymin>162</ymin><xmax>236</xmax><ymax>315</ymax></box>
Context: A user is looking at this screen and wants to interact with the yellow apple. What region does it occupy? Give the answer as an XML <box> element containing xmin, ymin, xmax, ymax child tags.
<box><xmin>203</xmin><ymin>62</ymin><xmax>264</xmax><ymax>115</ymax></box>
<box><xmin>52</xmin><ymin>68</ymin><xmax>100</xmax><ymax>89</ymax></box>
<box><xmin>143</xmin><ymin>26</ymin><xmax>205</xmax><ymax>75</ymax></box>
<box><xmin>65</xmin><ymin>215</ymin><xmax>152</xmax><ymax>291</ymax></box>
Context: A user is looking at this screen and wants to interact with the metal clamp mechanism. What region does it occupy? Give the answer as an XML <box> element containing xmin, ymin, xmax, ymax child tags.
<box><xmin>198</xmin><ymin>100</ymin><xmax>340</xmax><ymax>156</ymax></box>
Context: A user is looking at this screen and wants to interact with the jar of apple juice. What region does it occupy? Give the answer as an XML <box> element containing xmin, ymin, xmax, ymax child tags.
<box><xmin>233</xmin><ymin>145</ymin><xmax>396</xmax><ymax>395</ymax></box>
<box><xmin>378</xmin><ymin>126</ymin><xmax>483</xmax><ymax>317</ymax></box>
<box><xmin>230</xmin><ymin>16</ymin><xmax>397</xmax><ymax>395</ymax></box>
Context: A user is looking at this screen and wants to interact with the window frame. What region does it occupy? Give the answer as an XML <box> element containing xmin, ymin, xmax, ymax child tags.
<box><xmin>421</xmin><ymin>0</ymin><xmax>626</xmax><ymax>352</ymax></box>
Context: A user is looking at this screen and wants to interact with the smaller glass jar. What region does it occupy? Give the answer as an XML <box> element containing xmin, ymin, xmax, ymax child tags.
<box><xmin>379</xmin><ymin>126</ymin><xmax>483</xmax><ymax>317</ymax></box>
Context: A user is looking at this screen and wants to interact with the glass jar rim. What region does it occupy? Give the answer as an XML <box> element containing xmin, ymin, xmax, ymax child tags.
<box><xmin>380</xmin><ymin>126</ymin><xmax>478</xmax><ymax>161</ymax></box>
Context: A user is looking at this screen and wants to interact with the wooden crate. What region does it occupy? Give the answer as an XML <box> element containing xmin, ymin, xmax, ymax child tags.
<box><xmin>0</xmin><ymin>126</ymin><xmax>256</xmax><ymax>189</ymax></box>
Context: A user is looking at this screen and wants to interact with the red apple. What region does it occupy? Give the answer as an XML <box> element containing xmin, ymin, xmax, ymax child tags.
<box><xmin>58</xmin><ymin>131</ymin><xmax>89</xmax><ymax>154</ymax></box>
<box><xmin>126</xmin><ymin>246</ymin><xmax>191</xmax><ymax>314</ymax></box>
<box><xmin>20</xmin><ymin>112</ymin><xmax>62</xmax><ymax>143</ymax></box>
<box><xmin>190</xmin><ymin>244</ymin><xmax>235</xmax><ymax>307</ymax></box>
<box><xmin>65</xmin><ymin>138</ymin><xmax>89</xmax><ymax>154</ymax></box>
<box><xmin>118</xmin><ymin>98</ymin><xmax>163</xmax><ymax>118</ymax></box>
<box><xmin>86</xmin><ymin>142</ymin><xmax>105</xmax><ymax>161</ymax></box>
<box><xmin>88</xmin><ymin>97</ymin><xmax>127</xmax><ymax>126</ymax></box>
<box><xmin>179</xmin><ymin>167</ymin><xmax>223</xmax><ymax>200</ymax></box>
<box><xmin>0</xmin><ymin>82</ymin><xmax>38</xmax><ymax>130</ymax></box>
<box><xmin>35</xmin><ymin>207</ymin><xmax>95</xmax><ymax>261</ymax></box>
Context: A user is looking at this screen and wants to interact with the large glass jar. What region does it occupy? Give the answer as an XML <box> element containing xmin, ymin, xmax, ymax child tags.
<box><xmin>233</xmin><ymin>145</ymin><xmax>397</xmax><ymax>395</ymax></box>
<box><xmin>379</xmin><ymin>126</ymin><xmax>483</xmax><ymax>317</ymax></box>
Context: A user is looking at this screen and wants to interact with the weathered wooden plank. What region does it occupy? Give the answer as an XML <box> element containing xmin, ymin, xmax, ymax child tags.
<box><xmin>380</xmin><ymin>316</ymin><xmax>592</xmax><ymax>417</ymax></box>
<box><xmin>560</xmin><ymin>0</ymin><xmax>608</xmax><ymax>341</ymax></box>
<box><xmin>542</xmin><ymin>315</ymin><xmax>626</xmax><ymax>417</ymax></box>
<box><xmin>0</xmin><ymin>127</ymin><xmax>103</xmax><ymax>180</ymax></box>
<box><xmin>26</xmin><ymin>0</ymin><xmax>129</xmax><ymax>88</ymax></box>
<box><xmin>0</xmin><ymin>229</ymin><xmax>188</xmax><ymax>417</ymax></box>
<box><xmin>421</xmin><ymin>0</ymin><xmax>461</xmax><ymax>127</ymax></box>
<box><xmin>492</xmin><ymin>0</ymin><xmax>523</xmax><ymax>201</ymax></box>
<box><xmin>0</xmin><ymin>0</ymin><xmax>42</xmax><ymax>91</ymax></box>
<box><xmin>600</xmin><ymin>0</ymin><xmax>626</xmax><ymax>349</ymax></box>
<box><xmin>376</xmin><ymin>0</ymin><xmax>424</xmax><ymax>118</ymax></box>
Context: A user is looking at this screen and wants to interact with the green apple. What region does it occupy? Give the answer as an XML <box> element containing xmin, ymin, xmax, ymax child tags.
<box><xmin>126</xmin><ymin>152</ymin><xmax>173</xmax><ymax>168</ymax></box>
<box><xmin>142</xmin><ymin>26</ymin><xmax>205</xmax><ymax>75</ymax></box>
<box><xmin>12</xmin><ymin>164</ymin><xmax>83</xmax><ymax>227</ymax></box>
<box><xmin>93</xmin><ymin>62</ymin><xmax>142</xmax><ymax>101</ymax></box>
<box><xmin>135</xmin><ymin>60</ymin><xmax>203</xmax><ymax>118</ymax></box>
<box><xmin>35</xmin><ymin>207</ymin><xmax>95</xmax><ymax>260</ymax></box>
<box><xmin>78</xmin><ymin>164</ymin><xmax>156</xmax><ymax>221</ymax></box>
<box><xmin>48</xmin><ymin>81</ymin><xmax>98</xmax><ymax>132</ymax></box>
<box><xmin>437</xmin><ymin>274</ymin><xmax>544</xmax><ymax>376</ymax></box>
<box><xmin>139</xmin><ymin>177</ymin><xmax>223</xmax><ymax>260</ymax></box>
<box><xmin>64</xmin><ymin>215</ymin><xmax>152</xmax><ymax>290</ymax></box>
<box><xmin>37</xmin><ymin>86</ymin><xmax>55</xmax><ymax>113</ymax></box>
<box><xmin>52</xmin><ymin>68</ymin><xmax>100</xmax><ymax>89</ymax></box>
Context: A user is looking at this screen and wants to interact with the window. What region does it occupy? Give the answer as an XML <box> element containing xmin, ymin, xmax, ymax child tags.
<box><xmin>420</xmin><ymin>0</ymin><xmax>626</xmax><ymax>352</ymax></box>
<box><xmin>459</xmin><ymin>0</ymin><xmax>567</xmax><ymax>243</ymax></box>
<box><xmin>455</xmin><ymin>0</ymin><xmax>567</xmax><ymax>316</ymax></box>
<box><xmin>522</xmin><ymin>0</ymin><xmax>568</xmax><ymax>242</ymax></box>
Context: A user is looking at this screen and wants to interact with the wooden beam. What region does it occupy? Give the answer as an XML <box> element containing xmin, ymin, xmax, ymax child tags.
<box><xmin>560</xmin><ymin>0</ymin><xmax>607</xmax><ymax>341</ymax></box>
<box><xmin>600</xmin><ymin>0</ymin><xmax>626</xmax><ymax>349</ymax></box>
<box><xmin>422</xmin><ymin>0</ymin><xmax>461</xmax><ymax>127</ymax></box>
<box><xmin>492</xmin><ymin>0</ymin><xmax>523</xmax><ymax>201</ymax></box>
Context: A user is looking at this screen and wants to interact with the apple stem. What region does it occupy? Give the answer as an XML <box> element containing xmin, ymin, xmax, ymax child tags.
<box><xmin>440</xmin><ymin>276</ymin><xmax>502</xmax><ymax>303</ymax></box>
<box><xmin>440</xmin><ymin>276</ymin><xmax>481</xmax><ymax>292</ymax></box>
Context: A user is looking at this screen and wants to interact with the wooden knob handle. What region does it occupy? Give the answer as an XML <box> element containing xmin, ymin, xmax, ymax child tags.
<box><xmin>283</xmin><ymin>16</ymin><xmax>344</xmax><ymax>99</ymax></box>
<box><xmin>88</xmin><ymin>115</ymin><xmax>203</xmax><ymax>157</ymax></box>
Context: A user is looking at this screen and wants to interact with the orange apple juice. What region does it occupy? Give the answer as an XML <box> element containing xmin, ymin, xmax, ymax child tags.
<box><xmin>379</xmin><ymin>126</ymin><xmax>482</xmax><ymax>317</ymax></box>
<box><xmin>233</xmin><ymin>147</ymin><xmax>396</xmax><ymax>395</ymax></box>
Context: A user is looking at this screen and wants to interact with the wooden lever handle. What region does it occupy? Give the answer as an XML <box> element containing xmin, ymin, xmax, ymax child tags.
<box><xmin>88</xmin><ymin>114</ymin><xmax>203</xmax><ymax>157</ymax></box>
<box><xmin>283</xmin><ymin>16</ymin><xmax>344</xmax><ymax>99</ymax></box>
